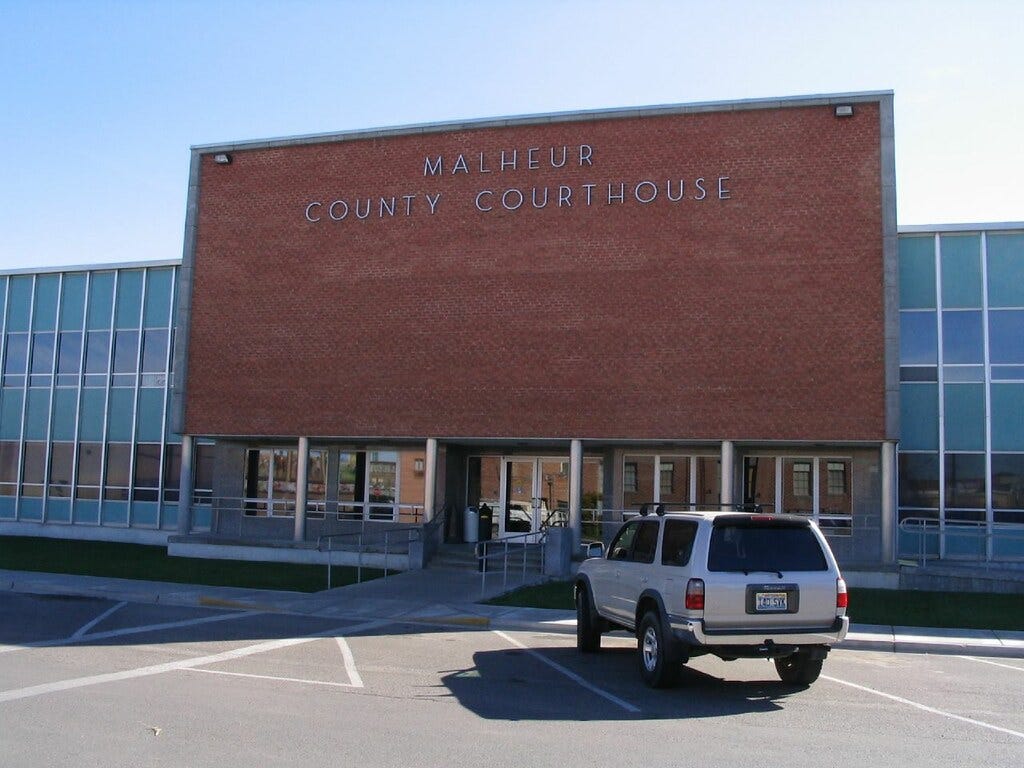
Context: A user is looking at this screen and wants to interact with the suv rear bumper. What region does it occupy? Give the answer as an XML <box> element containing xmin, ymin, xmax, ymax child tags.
<box><xmin>669</xmin><ymin>615</ymin><xmax>849</xmax><ymax>648</ymax></box>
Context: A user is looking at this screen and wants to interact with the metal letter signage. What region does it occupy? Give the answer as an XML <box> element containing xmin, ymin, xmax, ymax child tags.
<box><xmin>304</xmin><ymin>142</ymin><xmax>732</xmax><ymax>225</ymax></box>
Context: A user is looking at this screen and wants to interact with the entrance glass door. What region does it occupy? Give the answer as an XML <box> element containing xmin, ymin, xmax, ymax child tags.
<box><xmin>466</xmin><ymin>454</ymin><xmax>604</xmax><ymax>540</ymax></box>
<box><xmin>501</xmin><ymin>459</ymin><xmax>537</xmax><ymax>537</ymax></box>
<box><xmin>498</xmin><ymin>457</ymin><xmax>572</xmax><ymax>539</ymax></box>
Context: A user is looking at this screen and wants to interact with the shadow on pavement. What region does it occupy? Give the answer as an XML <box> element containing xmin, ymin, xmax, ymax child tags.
<box><xmin>440</xmin><ymin>644</ymin><xmax>807</xmax><ymax>721</ymax></box>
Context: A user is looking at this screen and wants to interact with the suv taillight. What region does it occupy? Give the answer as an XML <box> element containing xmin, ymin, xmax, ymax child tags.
<box><xmin>836</xmin><ymin>577</ymin><xmax>848</xmax><ymax>611</ymax></box>
<box><xmin>685</xmin><ymin>578</ymin><xmax>705</xmax><ymax>610</ymax></box>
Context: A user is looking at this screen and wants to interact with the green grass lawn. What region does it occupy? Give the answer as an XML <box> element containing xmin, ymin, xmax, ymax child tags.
<box><xmin>487</xmin><ymin>580</ymin><xmax>1024</xmax><ymax>631</ymax></box>
<box><xmin>0</xmin><ymin>536</ymin><xmax>381</xmax><ymax>593</ymax></box>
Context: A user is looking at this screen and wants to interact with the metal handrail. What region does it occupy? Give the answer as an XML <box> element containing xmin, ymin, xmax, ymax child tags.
<box><xmin>899</xmin><ymin>517</ymin><xmax>1024</xmax><ymax>566</ymax></box>
<box><xmin>477</xmin><ymin>529</ymin><xmax>547</xmax><ymax>597</ymax></box>
<box><xmin>318</xmin><ymin>524</ymin><xmax>424</xmax><ymax>589</ymax></box>
<box><xmin>196</xmin><ymin>496</ymin><xmax>424</xmax><ymax>537</ymax></box>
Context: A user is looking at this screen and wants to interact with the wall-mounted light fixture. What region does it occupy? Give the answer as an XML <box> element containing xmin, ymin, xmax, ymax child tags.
<box><xmin>414</xmin><ymin>458</ymin><xmax>425</xmax><ymax>474</ymax></box>
<box><xmin>213</xmin><ymin>153</ymin><xmax>232</xmax><ymax>164</ymax></box>
<box><xmin>834</xmin><ymin>105</ymin><xmax>854</xmax><ymax>118</ymax></box>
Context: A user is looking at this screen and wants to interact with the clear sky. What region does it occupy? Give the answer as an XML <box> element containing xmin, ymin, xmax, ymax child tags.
<box><xmin>1</xmin><ymin>0</ymin><xmax>1022</xmax><ymax>270</ymax></box>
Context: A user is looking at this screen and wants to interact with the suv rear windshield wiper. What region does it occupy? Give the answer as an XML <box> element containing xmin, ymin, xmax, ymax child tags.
<box><xmin>736</xmin><ymin>568</ymin><xmax>785</xmax><ymax>578</ymax></box>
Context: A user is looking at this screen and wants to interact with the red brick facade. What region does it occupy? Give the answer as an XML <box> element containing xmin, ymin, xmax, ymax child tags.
<box><xmin>185</xmin><ymin>100</ymin><xmax>886</xmax><ymax>441</ymax></box>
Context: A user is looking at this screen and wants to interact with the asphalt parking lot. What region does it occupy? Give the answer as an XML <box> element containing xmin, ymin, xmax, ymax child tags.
<box><xmin>1</xmin><ymin>592</ymin><xmax>1022</xmax><ymax>768</ymax></box>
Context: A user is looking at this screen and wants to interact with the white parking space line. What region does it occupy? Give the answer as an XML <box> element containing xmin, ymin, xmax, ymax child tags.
<box><xmin>335</xmin><ymin>636</ymin><xmax>364</xmax><ymax>688</ymax></box>
<box><xmin>71</xmin><ymin>601</ymin><xmax>127</xmax><ymax>639</ymax></box>
<box><xmin>958</xmin><ymin>656</ymin><xmax>1024</xmax><ymax>673</ymax></box>
<box><xmin>493</xmin><ymin>630</ymin><xmax>641</xmax><ymax>715</ymax></box>
<box><xmin>184</xmin><ymin>668</ymin><xmax>361</xmax><ymax>688</ymax></box>
<box><xmin>0</xmin><ymin>610</ymin><xmax>264</xmax><ymax>654</ymax></box>
<box><xmin>0</xmin><ymin>619</ymin><xmax>387</xmax><ymax>704</ymax></box>
<box><xmin>821</xmin><ymin>675</ymin><xmax>1024</xmax><ymax>741</ymax></box>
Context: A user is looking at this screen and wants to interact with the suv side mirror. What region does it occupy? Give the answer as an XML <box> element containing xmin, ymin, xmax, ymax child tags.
<box><xmin>584</xmin><ymin>541</ymin><xmax>605</xmax><ymax>559</ymax></box>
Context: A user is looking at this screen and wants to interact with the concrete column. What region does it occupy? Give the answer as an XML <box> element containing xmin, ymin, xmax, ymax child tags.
<box><xmin>294</xmin><ymin>437</ymin><xmax>309</xmax><ymax>543</ymax></box>
<box><xmin>720</xmin><ymin>440</ymin><xmax>735</xmax><ymax>510</ymax></box>
<box><xmin>881</xmin><ymin>440</ymin><xmax>897</xmax><ymax>564</ymax></box>
<box><xmin>569</xmin><ymin>439</ymin><xmax>583</xmax><ymax>553</ymax></box>
<box><xmin>423</xmin><ymin>438</ymin><xmax>438</xmax><ymax>523</ymax></box>
<box><xmin>176</xmin><ymin>435</ymin><xmax>194</xmax><ymax>536</ymax></box>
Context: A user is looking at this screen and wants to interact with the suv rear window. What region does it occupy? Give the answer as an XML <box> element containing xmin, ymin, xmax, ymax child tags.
<box><xmin>707</xmin><ymin>521</ymin><xmax>827</xmax><ymax>572</ymax></box>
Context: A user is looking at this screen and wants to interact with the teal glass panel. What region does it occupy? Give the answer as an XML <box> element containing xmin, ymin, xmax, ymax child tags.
<box><xmin>987</xmin><ymin>233</ymin><xmax>1024</xmax><ymax>308</ymax></box>
<box><xmin>106</xmin><ymin>388</ymin><xmax>134</xmax><ymax>441</ymax></box>
<box><xmin>900</xmin><ymin>311</ymin><xmax>937</xmax><ymax>364</ymax></box>
<box><xmin>991</xmin><ymin>383</ymin><xmax>1024</xmax><ymax>451</ymax></box>
<box><xmin>51</xmin><ymin>389</ymin><xmax>78</xmax><ymax>441</ymax></box>
<box><xmin>939</xmin><ymin>235</ymin><xmax>982</xmax><ymax>308</ymax></box>
<box><xmin>161</xmin><ymin>503</ymin><xmax>178</xmax><ymax>529</ymax></box>
<box><xmin>6</xmin><ymin>276</ymin><xmax>34</xmax><ymax>332</ymax></box>
<box><xmin>993</xmin><ymin>527</ymin><xmax>1024</xmax><ymax>559</ymax></box>
<box><xmin>101</xmin><ymin>500</ymin><xmax>129</xmax><ymax>525</ymax></box>
<box><xmin>0</xmin><ymin>277</ymin><xmax>6</xmax><ymax>327</ymax></box>
<box><xmin>942</xmin><ymin>311</ymin><xmax>983</xmax><ymax>363</ymax></box>
<box><xmin>47</xmin><ymin>498</ymin><xmax>72</xmax><ymax>523</ymax></box>
<box><xmin>132</xmin><ymin>501</ymin><xmax>160</xmax><ymax>527</ymax></box>
<box><xmin>136</xmin><ymin>388</ymin><xmax>164</xmax><ymax>442</ymax></box>
<box><xmin>32</xmin><ymin>274</ymin><xmax>60</xmax><ymax>331</ymax></box>
<box><xmin>19</xmin><ymin>497</ymin><xmax>43</xmax><ymax>522</ymax></box>
<box><xmin>0</xmin><ymin>496</ymin><xmax>16</xmax><ymax>520</ymax></box>
<box><xmin>114</xmin><ymin>271</ymin><xmax>143</xmax><ymax>329</ymax></box>
<box><xmin>143</xmin><ymin>269</ymin><xmax>174</xmax><ymax>328</ymax></box>
<box><xmin>943</xmin><ymin>384</ymin><xmax>985</xmax><ymax>451</ymax></box>
<box><xmin>899</xmin><ymin>236</ymin><xmax>936</xmax><ymax>309</ymax></box>
<box><xmin>0</xmin><ymin>389</ymin><xmax>23</xmax><ymax>440</ymax></box>
<box><xmin>73</xmin><ymin>499</ymin><xmax>100</xmax><ymax>524</ymax></box>
<box><xmin>24</xmin><ymin>389</ymin><xmax>50</xmax><ymax>440</ymax></box>
<box><xmin>78</xmin><ymin>388</ymin><xmax>106</xmax><ymax>441</ymax></box>
<box><xmin>169</xmin><ymin>268</ymin><xmax>179</xmax><ymax>327</ymax></box>
<box><xmin>59</xmin><ymin>273</ymin><xmax>87</xmax><ymax>331</ymax></box>
<box><xmin>900</xmin><ymin>384</ymin><xmax>939</xmax><ymax>450</ymax></box>
<box><xmin>165</xmin><ymin>397</ymin><xmax>182</xmax><ymax>443</ymax></box>
<box><xmin>192</xmin><ymin>505</ymin><xmax>211</xmax><ymax>530</ymax></box>
<box><xmin>86</xmin><ymin>272</ymin><xmax>115</xmax><ymax>329</ymax></box>
<box><xmin>989</xmin><ymin>310</ymin><xmax>1024</xmax><ymax>364</ymax></box>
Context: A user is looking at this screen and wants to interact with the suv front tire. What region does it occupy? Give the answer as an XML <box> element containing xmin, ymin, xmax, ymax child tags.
<box><xmin>575</xmin><ymin>585</ymin><xmax>602</xmax><ymax>653</ymax></box>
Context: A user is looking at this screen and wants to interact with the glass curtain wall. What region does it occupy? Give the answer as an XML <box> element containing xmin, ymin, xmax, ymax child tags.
<box><xmin>898</xmin><ymin>229</ymin><xmax>1024</xmax><ymax>561</ymax></box>
<box><xmin>0</xmin><ymin>264</ymin><xmax>184</xmax><ymax>530</ymax></box>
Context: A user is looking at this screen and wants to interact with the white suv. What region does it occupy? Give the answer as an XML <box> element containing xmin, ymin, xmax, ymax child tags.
<box><xmin>575</xmin><ymin>506</ymin><xmax>849</xmax><ymax>688</ymax></box>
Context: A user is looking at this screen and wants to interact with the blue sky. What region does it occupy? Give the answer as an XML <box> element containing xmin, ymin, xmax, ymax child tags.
<box><xmin>1</xmin><ymin>0</ymin><xmax>1022</xmax><ymax>269</ymax></box>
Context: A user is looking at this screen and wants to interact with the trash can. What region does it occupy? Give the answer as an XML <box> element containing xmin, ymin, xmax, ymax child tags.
<box><xmin>478</xmin><ymin>503</ymin><xmax>494</xmax><ymax>542</ymax></box>
<box><xmin>463</xmin><ymin>506</ymin><xmax>479</xmax><ymax>544</ymax></box>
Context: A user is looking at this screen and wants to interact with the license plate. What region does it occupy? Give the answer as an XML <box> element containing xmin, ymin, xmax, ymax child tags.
<box><xmin>755</xmin><ymin>592</ymin><xmax>788</xmax><ymax>612</ymax></box>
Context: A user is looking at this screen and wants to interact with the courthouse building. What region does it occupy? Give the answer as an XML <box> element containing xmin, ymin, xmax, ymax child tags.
<box><xmin>1</xmin><ymin>91</ymin><xmax>1021</xmax><ymax>570</ymax></box>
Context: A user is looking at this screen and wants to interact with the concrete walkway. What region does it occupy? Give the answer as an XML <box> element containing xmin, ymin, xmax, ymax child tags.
<box><xmin>2</xmin><ymin>567</ymin><xmax>1023</xmax><ymax>658</ymax></box>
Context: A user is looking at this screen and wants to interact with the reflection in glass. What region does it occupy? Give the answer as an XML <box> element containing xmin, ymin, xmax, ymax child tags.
<box><xmin>743</xmin><ymin>457</ymin><xmax>775</xmax><ymax>510</ymax></box>
<box><xmin>989</xmin><ymin>310</ymin><xmax>1024</xmax><ymax>365</ymax></box>
<box><xmin>899</xmin><ymin>453</ymin><xmax>940</xmax><ymax>508</ymax></box>
<box><xmin>942</xmin><ymin>311</ymin><xmax>983</xmax><ymax>364</ymax></box>
<box><xmin>900</xmin><ymin>311</ymin><xmax>937</xmax><ymax>365</ymax></box>
<box><xmin>944</xmin><ymin>453</ymin><xmax>986</xmax><ymax>511</ymax></box>
<box><xmin>992</xmin><ymin>454</ymin><xmax>1024</xmax><ymax>511</ymax></box>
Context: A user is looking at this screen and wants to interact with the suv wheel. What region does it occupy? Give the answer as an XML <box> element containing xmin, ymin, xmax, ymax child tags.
<box><xmin>576</xmin><ymin>586</ymin><xmax>602</xmax><ymax>653</ymax></box>
<box><xmin>774</xmin><ymin>651</ymin><xmax>824</xmax><ymax>686</ymax></box>
<box><xmin>638</xmin><ymin>611</ymin><xmax>680</xmax><ymax>688</ymax></box>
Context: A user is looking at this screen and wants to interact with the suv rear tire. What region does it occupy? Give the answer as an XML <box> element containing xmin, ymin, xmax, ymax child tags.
<box><xmin>774</xmin><ymin>651</ymin><xmax>824</xmax><ymax>685</ymax></box>
<box><xmin>638</xmin><ymin>611</ymin><xmax>680</xmax><ymax>688</ymax></box>
<box><xmin>576</xmin><ymin>586</ymin><xmax>602</xmax><ymax>653</ymax></box>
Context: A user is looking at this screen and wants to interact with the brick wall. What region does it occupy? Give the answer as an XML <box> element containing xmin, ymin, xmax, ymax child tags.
<box><xmin>186</xmin><ymin>102</ymin><xmax>885</xmax><ymax>441</ymax></box>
